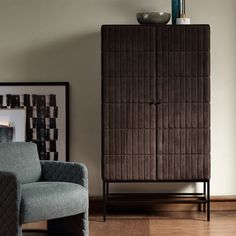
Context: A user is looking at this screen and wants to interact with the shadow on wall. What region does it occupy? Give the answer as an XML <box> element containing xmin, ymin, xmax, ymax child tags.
<box><xmin>3</xmin><ymin>32</ymin><xmax>100</xmax><ymax>80</ymax></box>
<box><xmin>108</xmin><ymin>182</ymin><xmax>198</xmax><ymax>195</ymax></box>
<box><xmin>107</xmin><ymin>0</ymin><xmax>170</xmax><ymax>15</ymax></box>
<box><xmin>3</xmin><ymin>32</ymin><xmax>102</xmax><ymax>193</ymax></box>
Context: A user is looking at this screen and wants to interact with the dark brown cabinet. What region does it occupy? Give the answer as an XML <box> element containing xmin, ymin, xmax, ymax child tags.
<box><xmin>101</xmin><ymin>25</ymin><xmax>210</xmax><ymax>220</ymax></box>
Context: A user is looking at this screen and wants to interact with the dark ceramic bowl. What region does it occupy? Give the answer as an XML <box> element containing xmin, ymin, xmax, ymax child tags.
<box><xmin>137</xmin><ymin>12</ymin><xmax>171</xmax><ymax>24</ymax></box>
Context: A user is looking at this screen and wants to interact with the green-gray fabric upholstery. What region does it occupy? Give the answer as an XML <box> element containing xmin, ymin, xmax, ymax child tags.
<box><xmin>0</xmin><ymin>171</ymin><xmax>21</xmax><ymax>236</ymax></box>
<box><xmin>0</xmin><ymin>142</ymin><xmax>41</xmax><ymax>184</ymax></box>
<box><xmin>40</xmin><ymin>161</ymin><xmax>88</xmax><ymax>189</ymax></box>
<box><xmin>0</xmin><ymin>142</ymin><xmax>89</xmax><ymax>236</ymax></box>
<box><xmin>20</xmin><ymin>182</ymin><xmax>88</xmax><ymax>223</ymax></box>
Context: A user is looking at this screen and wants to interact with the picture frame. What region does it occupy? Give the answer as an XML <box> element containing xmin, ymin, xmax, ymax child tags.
<box><xmin>0</xmin><ymin>82</ymin><xmax>69</xmax><ymax>161</ymax></box>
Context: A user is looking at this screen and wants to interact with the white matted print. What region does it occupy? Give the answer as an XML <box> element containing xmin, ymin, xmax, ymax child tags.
<box><xmin>0</xmin><ymin>109</ymin><xmax>26</xmax><ymax>142</ymax></box>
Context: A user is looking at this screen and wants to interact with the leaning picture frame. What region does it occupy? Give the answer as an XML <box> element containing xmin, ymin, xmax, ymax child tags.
<box><xmin>0</xmin><ymin>82</ymin><xmax>69</xmax><ymax>161</ymax></box>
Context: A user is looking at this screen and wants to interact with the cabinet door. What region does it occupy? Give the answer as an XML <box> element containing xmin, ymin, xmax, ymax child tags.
<box><xmin>156</xmin><ymin>25</ymin><xmax>210</xmax><ymax>180</ymax></box>
<box><xmin>102</xmin><ymin>25</ymin><xmax>157</xmax><ymax>181</ymax></box>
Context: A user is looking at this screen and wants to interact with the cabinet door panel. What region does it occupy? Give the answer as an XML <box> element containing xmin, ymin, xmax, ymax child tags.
<box><xmin>156</xmin><ymin>25</ymin><xmax>210</xmax><ymax>180</ymax></box>
<box><xmin>102</xmin><ymin>26</ymin><xmax>157</xmax><ymax>181</ymax></box>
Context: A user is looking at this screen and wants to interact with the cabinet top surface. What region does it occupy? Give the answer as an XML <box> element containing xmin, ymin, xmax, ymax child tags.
<box><xmin>102</xmin><ymin>24</ymin><xmax>210</xmax><ymax>28</ymax></box>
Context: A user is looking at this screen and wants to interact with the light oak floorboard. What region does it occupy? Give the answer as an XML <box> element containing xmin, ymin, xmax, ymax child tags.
<box><xmin>23</xmin><ymin>211</ymin><xmax>236</xmax><ymax>236</ymax></box>
<box><xmin>91</xmin><ymin>211</ymin><xmax>236</xmax><ymax>236</ymax></box>
<box><xmin>149</xmin><ymin>211</ymin><xmax>236</xmax><ymax>236</ymax></box>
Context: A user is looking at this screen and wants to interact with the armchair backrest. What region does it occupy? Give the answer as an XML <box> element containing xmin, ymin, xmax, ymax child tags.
<box><xmin>0</xmin><ymin>142</ymin><xmax>41</xmax><ymax>184</ymax></box>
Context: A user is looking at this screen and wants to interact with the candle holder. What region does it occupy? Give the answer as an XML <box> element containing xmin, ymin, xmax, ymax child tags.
<box><xmin>176</xmin><ymin>0</ymin><xmax>191</xmax><ymax>24</ymax></box>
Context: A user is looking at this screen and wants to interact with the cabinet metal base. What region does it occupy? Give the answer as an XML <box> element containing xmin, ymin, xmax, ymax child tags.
<box><xmin>103</xmin><ymin>180</ymin><xmax>210</xmax><ymax>222</ymax></box>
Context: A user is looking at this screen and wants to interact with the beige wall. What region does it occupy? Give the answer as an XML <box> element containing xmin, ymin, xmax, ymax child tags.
<box><xmin>0</xmin><ymin>0</ymin><xmax>235</xmax><ymax>196</ymax></box>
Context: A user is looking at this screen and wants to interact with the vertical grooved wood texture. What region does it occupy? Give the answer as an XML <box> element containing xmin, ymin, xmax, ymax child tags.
<box><xmin>156</xmin><ymin>25</ymin><xmax>210</xmax><ymax>180</ymax></box>
<box><xmin>102</xmin><ymin>25</ymin><xmax>157</xmax><ymax>181</ymax></box>
<box><xmin>102</xmin><ymin>25</ymin><xmax>210</xmax><ymax>182</ymax></box>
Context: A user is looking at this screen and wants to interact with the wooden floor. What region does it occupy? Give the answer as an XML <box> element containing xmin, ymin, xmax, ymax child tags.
<box><xmin>23</xmin><ymin>211</ymin><xmax>236</xmax><ymax>236</ymax></box>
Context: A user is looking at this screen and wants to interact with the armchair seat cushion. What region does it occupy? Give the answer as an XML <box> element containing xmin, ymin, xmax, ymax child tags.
<box><xmin>20</xmin><ymin>182</ymin><xmax>88</xmax><ymax>224</ymax></box>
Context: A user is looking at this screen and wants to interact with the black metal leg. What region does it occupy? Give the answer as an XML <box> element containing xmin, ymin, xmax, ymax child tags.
<box><xmin>103</xmin><ymin>181</ymin><xmax>107</xmax><ymax>222</ymax></box>
<box><xmin>198</xmin><ymin>203</ymin><xmax>202</xmax><ymax>212</ymax></box>
<box><xmin>106</xmin><ymin>182</ymin><xmax>109</xmax><ymax>197</ymax></box>
<box><xmin>203</xmin><ymin>182</ymin><xmax>206</xmax><ymax>212</ymax></box>
<box><xmin>207</xmin><ymin>180</ymin><xmax>210</xmax><ymax>221</ymax></box>
<box><xmin>102</xmin><ymin>181</ymin><xmax>210</xmax><ymax>221</ymax></box>
<box><xmin>198</xmin><ymin>182</ymin><xmax>206</xmax><ymax>212</ymax></box>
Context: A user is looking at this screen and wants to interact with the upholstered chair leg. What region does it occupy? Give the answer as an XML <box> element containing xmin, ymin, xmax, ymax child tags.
<box><xmin>48</xmin><ymin>212</ymin><xmax>88</xmax><ymax>236</ymax></box>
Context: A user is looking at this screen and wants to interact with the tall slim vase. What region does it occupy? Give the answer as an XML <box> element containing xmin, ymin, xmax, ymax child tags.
<box><xmin>172</xmin><ymin>0</ymin><xmax>180</xmax><ymax>24</ymax></box>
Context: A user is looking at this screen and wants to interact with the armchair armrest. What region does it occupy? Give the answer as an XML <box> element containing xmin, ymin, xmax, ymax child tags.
<box><xmin>0</xmin><ymin>171</ymin><xmax>21</xmax><ymax>236</ymax></box>
<box><xmin>40</xmin><ymin>161</ymin><xmax>88</xmax><ymax>189</ymax></box>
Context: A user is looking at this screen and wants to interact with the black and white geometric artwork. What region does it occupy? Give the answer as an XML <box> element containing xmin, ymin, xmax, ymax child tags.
<box><xmin>0</xmin><ymin>83</ymin><xmax>69</xmax><ymax>161</ymax></box>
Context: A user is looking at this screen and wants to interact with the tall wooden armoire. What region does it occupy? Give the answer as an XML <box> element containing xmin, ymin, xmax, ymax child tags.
<box><xmin>101</xmin><ymin>25</ymin><xmax>210</xmax><ymax>221</ymax></box>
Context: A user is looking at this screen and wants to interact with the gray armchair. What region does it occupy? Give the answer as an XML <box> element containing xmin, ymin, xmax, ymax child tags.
<box><xmin>0</xmin><ymin>142</ymin><xmax>88</xmax><ymax>236</ymax></box>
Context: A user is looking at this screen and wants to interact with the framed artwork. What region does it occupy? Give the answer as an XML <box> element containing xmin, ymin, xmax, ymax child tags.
<box><xmin>0</xmin><ymin>82</ymin><xmax>69</xmax><ymax>161</ymax></box>
<box><xmin>0</xmin><ymin>108</ymin><xmax>26</xmax><ymax>142</ymax></box>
